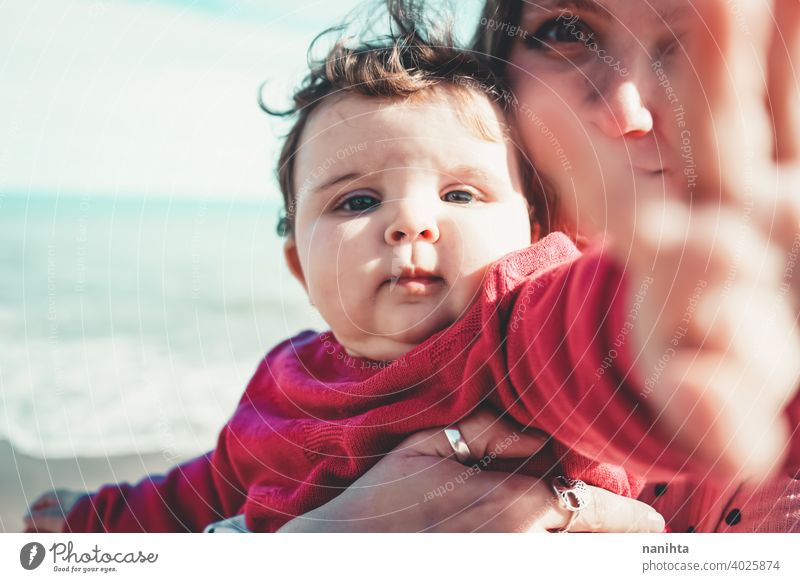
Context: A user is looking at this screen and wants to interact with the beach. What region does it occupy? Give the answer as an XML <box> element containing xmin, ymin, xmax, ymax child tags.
<box><xmin>0</xmin><ymin>193</ymin><xmax>323</xmax><ymax>533</ymax></box>
<box><xmin>0</xmin><ymin>439</ymin><xmax>187</xmax><ymax>533</ymax></box>
<box><xmin>0</xmin><ymin>193</ymin><xmax>321</xmax><ymax>458</ymax></box>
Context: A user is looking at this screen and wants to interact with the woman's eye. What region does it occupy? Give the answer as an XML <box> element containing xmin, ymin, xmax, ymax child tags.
<box><xmin>525</xmin><ymin>16</ymin><xmax>595</xmax><ymax>51</ymax></box>
<box><xmin>338</xmin><ymin>193</ymin><xmax>380</xmax><ymax>213</ymax></box>
<box><xmin>443</xmin><ymin>190</ymin><xmax>474</xmax><ymax>204</ymax></box>
<box><xmin>658</xmin><ymin>38</ymin><xmax>680</xmax><ymax>60</ymax></box>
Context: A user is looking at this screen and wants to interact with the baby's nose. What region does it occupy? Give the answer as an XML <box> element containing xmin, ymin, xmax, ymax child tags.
<box><xmin>386</xmin><ymin>224</ymin><xmax>439</xmax><ymax>244</ymax></box>
<box><xmin>385</xmin><ymin>202</ymin><xmax>440</xmax><ymax>244</ymax></box>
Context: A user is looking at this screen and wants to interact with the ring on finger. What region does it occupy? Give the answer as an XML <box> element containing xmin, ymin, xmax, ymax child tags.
<box><xmin>444</xmin><ymin>425</ymin><xmax>473</xmax><ymax>464</ymax></box>
<box><xmin>551</xmin><ymin>476</ymin><xmax>591</xmax><ymax>533</ymax></box>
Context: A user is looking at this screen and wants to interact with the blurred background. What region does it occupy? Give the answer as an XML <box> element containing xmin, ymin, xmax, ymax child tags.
<box><xmin>0</xmin><ymin>0</ymin><xmax>480</xmax><ymax>531</ymax></box>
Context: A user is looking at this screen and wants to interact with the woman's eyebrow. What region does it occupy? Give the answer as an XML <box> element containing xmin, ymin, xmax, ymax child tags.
<box><xmin>532</xmin><ymin>0</ymin><xmax>689</xmax><ymax>22</ymax></box>
<box><xmin>657</xmin><ymin>3</ymin><xmax>691</xmax><ymax>22</ymax></box>
<box><xmin>532</xmin><ymin>0</ymin><xmax>605</xmax><ymax>16</ymax></box>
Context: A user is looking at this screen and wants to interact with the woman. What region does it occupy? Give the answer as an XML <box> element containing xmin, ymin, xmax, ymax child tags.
<box><xmin>471</xmin><ymin>0</ymin><xmax>800</xmax><ymax>533</ymax></box>
<box><xmin>281</xmin><ymin>0</ymin><xmax>800</xmax><ymax>532</ymax></box>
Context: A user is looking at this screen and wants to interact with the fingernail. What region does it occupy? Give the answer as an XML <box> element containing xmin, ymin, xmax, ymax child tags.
<box><xmin>648</xmin><ymin>511</ymin><xmax>666</xmax><ymax>532</ymax></box>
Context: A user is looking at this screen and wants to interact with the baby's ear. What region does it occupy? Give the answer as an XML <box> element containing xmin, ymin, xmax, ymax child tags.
<box><xmin>283</xmin><ymin>237</ymin><xmax>308</xmax><ymax>292</ymax></box>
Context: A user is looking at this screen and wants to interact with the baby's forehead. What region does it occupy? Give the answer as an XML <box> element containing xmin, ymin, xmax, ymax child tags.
<box><xmin>292</xmin><ymin>87</ymin><xmax>523</xmax><ymax>199</ymax></box>
<box><xmin>304</xmin><ymin>86</ymin><xmax>511</xmax><ymax>146</ymax></box>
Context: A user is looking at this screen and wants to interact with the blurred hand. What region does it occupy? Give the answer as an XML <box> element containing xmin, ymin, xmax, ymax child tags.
<box><xmin>617</xmin><ymin>0</ymin><xmax>800</xmax><ymax>481</ymax></box>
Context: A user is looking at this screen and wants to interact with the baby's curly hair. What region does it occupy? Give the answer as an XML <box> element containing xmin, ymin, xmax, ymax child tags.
<box><xmin>261</xmin><ymin>27</ymin><xmax>550</xmax><ymax>238</ymax></box>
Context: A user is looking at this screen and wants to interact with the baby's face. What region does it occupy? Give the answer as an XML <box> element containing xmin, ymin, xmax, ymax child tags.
<box><xmin>285</xmin><ymin>90</ymin><xmax>532</xmax><ymax>361</ymax></box>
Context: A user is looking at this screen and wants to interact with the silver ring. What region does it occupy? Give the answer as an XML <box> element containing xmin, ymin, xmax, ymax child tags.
<box><xmin>443</xmin><ymin>426</ymin><xmax>473</xmax><ymax>464</ymax></box>
<box><xmin>551</xmin><ymin>476</ymin><xmax>591</xmax><ymax>533</ymax></box>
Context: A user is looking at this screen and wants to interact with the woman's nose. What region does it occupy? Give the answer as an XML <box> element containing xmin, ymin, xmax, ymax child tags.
<box><xmin>384</xmin><ymin>200</ymin><xmax>440</xmax><ymax>245</ymax></box>
<box><xmin>593</xmin><ymin>80</ymin><xmax>654</xmax><ymax>138</ymax></box>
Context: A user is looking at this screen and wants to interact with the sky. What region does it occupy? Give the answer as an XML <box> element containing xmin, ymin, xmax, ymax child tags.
<box><xmin>1</xmin><ymin>0</ymin><xmax>481</xmax><ymax>202</ymax></box>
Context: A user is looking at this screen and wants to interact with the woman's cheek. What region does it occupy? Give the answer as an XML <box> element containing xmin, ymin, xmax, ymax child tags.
<box><xmin>516</xmin><ymin>80</ymin><xmax>604</xmax><ymax>185</ymax></box>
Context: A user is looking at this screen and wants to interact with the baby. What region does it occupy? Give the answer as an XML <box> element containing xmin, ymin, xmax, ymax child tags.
<box><xmin>27</xmin><ymin>29</ymin><xmax>800</xmax><ymax>533</ymax></box>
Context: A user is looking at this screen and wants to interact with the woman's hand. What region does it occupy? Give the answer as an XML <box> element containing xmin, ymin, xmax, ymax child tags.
<box><xmin>23</xmin><ymin>489</ymin><xmax>88</xmax><ymax>533</ymax></box>
<box><xmin>278</xmin><ymin>409</ymin><xmax>665</xmax><ymax>532</ymax></box>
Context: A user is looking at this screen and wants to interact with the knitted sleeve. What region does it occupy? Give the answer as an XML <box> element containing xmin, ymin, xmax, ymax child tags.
<box><xmin>62</xmin><ymin>426</ymin><xmax>246</xmax><ymax>532</ymax></box>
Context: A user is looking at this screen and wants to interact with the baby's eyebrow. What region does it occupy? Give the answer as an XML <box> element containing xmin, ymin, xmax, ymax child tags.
<box><xmin>445</xmin><ymin>165</ymin><xmax>496</xmax><ymax>184</ymax></box>
<box><xmin>311</xmin><ymin>172</ymin><xmax>363</xmax><ymax>195</ymax></box>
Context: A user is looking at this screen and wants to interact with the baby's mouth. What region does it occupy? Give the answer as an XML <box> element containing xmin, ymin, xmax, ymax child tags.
<box><xmin>384</xmin><ymin>266</ymin><xmax>445</xmax><ymax>296</ymax></box>
<box><xmin>387</xmin><ymin>275</ymin><xmax>445</xmax><ymax>296</ymax></box>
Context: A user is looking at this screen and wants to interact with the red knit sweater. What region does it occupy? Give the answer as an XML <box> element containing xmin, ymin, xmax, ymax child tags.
<box><xmin>63</xmin><ymin>233</ymin><xmax>800</xmax><ymax>532</ymax></box>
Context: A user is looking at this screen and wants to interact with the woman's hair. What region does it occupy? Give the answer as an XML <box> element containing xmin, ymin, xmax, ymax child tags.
<box><xmin>261</xmin><ymin>19</ymin><xmax>551</xmax><ymax>238</ymax></box>
<box><xmin>472</xmin><ymin>0</ymin><xmax>524</xmax><ymax>76</ymax></box>
<box><xmin>386</xmin><ymin>0</ymin><xmax>524</xmax><ymax>75</ymax></box>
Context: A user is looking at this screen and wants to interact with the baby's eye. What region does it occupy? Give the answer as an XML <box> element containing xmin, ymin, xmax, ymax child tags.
<box><xmin>525</xmin><ymin>16</ymin><xmax>595</xmax><ymax>51</ymax></box>
<box><xmin>443</xmin><ymin>190</ymin><xmax>475</xmax><ymax>204</ymax></box>
<box><xmin>338</xmin><ymin>192</ymin><xmax>380</xmax><ymax>213</ymax></box>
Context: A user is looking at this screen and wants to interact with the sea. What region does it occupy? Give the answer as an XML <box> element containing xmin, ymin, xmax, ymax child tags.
<box><xmin>0</xmin><ymin>192</ymin><xmax>323</xmax><ymax>459</ymax></box>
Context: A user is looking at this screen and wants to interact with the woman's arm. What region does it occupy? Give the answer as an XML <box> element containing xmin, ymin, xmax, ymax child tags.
<box><xmin>278</xmin><ymin>410</ymin><xmax>665</xmax><ymax>533</ymax></box>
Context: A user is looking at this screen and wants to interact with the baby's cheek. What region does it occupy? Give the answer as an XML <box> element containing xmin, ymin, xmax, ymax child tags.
<box><xmin>447</xmin><ymin>266</ymin><xmax>488</xmax><ymax>321</ymax></box>
<box><xmin>310</xmin><ymin>242</ymin><xmax>371</xmax><ymax>305</ymax></box>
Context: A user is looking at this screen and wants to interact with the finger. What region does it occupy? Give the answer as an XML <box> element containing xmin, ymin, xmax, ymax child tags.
<box><xmin>30</xmin><ymin>492</ymin><xmax>58</xmax><ymax>510</ymax></box>
<box><xmin>652</xmin><ymin>349</ymin><xmax>793</xmax><ymax>482</ymax></box>
<box><xmin>30</xmin><ymin>499</ymin><xmax>57</xmax><ymax>512</ymax></box>
<box><xmin>679</xmin><ymin>0</ymin><xmax>774</xmax><ymax>203</ymax></box>
<box><xmin>768</xmin><ymin>0</ymin><xmax>800</xmax><ymax>162</ymax></box>
<box><xmin>491</xmin><ymin>478</ymin><xmax>664</xmax><ymax>533</ymax></box>
<box><xmin>398</xmin><ymin>425</ymin><xmax>547</xmax><ymax>462</ymax></box>
<box><xmin>565</xmin><ymin>486</ymin><xmax>665</xmax><ymax>533</ymax></box>
<box><xmin>630</xmin><ymin>201</ymin><xmax>786</xmax><ymax>358</ymax></box>
<box><xmin>397</xmin><ymin>410</ymin><xmax>548</xmax><ymax>461</ymax></box>
<box><xmin>756</xmin><ymin>162</ymin><xmax>800</xmax><ymax>255</ymax></box>
<box><xmin>457</xmin><ymin>409</ymin><xmax>549</xmax><ymax>459</ymax></box>
<box><xmin>395</xmin><ymin>427</ymin><xmax>465</xmax><ymax>459</ymax></box>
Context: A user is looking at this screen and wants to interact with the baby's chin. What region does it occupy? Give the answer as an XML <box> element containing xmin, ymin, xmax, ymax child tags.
<box><xmin>385</xmin><ymin>308</ymin><xmax>457</xmax><ymax>341</ymax></box>
<box><xmin>343</xmin><ymin>313</ymin><xmax>458</xmax><ymax>362</ymax></box>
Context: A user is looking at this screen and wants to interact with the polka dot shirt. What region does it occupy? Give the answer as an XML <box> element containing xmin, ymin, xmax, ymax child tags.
<box><xmin>638</xmin><ymin>476</ymin><xmax>800</xmax><ymax>532</ymax></box>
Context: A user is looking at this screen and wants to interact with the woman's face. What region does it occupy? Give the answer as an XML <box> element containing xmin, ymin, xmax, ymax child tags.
<box><xmin>507</xmin><ymin>0</ymin><xmax>696</xmax><ymax>238</ymax></box>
